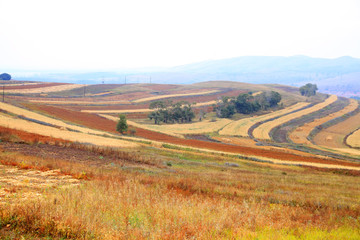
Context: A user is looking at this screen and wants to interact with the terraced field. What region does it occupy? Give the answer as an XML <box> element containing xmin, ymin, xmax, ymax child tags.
<box><xmin>313</xmin><ymin>111</ymin><xmax>360</xmax><ymax>148</ymax></box>
<box><xmin>253</xmin><ymin>95</ymin><xmax>338</xmax><ymax>140</ymax></box>
<box><xmin>0</xmin><ymin>102</ymin><xmax>109</xmax><ymax>136</ymax></box>
<box><xmin>289</xmin><ymin>98</ymin><xmax>359</xmax><ymax>145</ymax></box>
<box><xmin>219</xmin><ymin>102</ymin><xmax>309</xmax><ymax>136</ymax></box>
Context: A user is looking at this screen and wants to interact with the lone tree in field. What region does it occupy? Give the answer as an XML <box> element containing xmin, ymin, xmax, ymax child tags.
<box><xmin>299</xmin><ymin>83</ymin><xmax>318</xmax><ymax>97</ymax></box>
<box><xmin>0</xmin><ymin>73</ymin><xmax>11</xmax><ymax>80</ymax></box>
<box><xmin>116</xmin><ymin>114</ymin><xmax>128</xmax><ymax>134</ymax></box>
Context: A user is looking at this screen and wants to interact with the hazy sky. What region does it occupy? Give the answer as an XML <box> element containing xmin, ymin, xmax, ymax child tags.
<box><xmin>1</xmin><ymin>0</ymin><xmax>360</xmax><ymax>70</ymax></box>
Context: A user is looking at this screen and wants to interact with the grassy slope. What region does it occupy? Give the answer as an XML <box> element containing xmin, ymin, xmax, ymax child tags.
<box><xmin>0</xmin><ymin>136</ymin><xmax>359</xmax><ymax>239</ymax></box>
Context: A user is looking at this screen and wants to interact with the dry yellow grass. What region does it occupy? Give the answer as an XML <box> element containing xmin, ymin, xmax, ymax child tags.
<box><xmin>5</xmin><ymin>84</ymin><xmax>86</xmax><ymax>94</ymax></box>
<box><xmin>219</xmin><ymin>102</ymin><xmax>310</xmax><ymax>136</ymax></box>
<box><xmin>0</xmin><ymin>102</ymin><xmax>116</xmax><ymax>136</ymax></box>
<box><xmin>253</xmin><ymin>95</ymin><xmax>338</xmax><ymax>140</ymax></box>
<box><xmin>289</xmin><ymin>99</ymin><xmax>359</xmax><ymax>145</ymax></box>
<box><xmin>346</xmin><ymin>129</ymin><xmax>360</xmax><ymax>148</ymax></box>
<box><xmin>132</xmin><ymin>90</ymin><xmax>220</xmax><ymax>103</ymax></box>
<box><xmin>0</xmin><ymin>113</ymin><xmax>138</xmax><ymax>148</ymax></box>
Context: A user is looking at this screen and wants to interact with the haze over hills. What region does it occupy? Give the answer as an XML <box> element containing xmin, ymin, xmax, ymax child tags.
<box><xmin>12</xmin><ymin>55</ymin><xmax>360</xmax><ymax>97</ymax></box>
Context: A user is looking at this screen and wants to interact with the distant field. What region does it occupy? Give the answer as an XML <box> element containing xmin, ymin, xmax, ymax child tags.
<box><xmin>81</xmin><ymin>100</ymin><xmax>218</xmax><ymax>113</ymax></box>
<box><xmin>5</xmin><ymin>83</ymin><xmax>85</xmax><ymax>94</ymax></box>
<box><xmin>253</xmin><ymin>95</ymin><xmax>338</xmax><ymax>140</ymax></box>
<box><xmin>132</xmin><ymin>90</ymin><xmax>220</xmax><ymax>103</ymax></box>
<box><xmin>30</xmin><ymin>100</ymin><xmax>131</xmax><ymax>105</ymax></box>
<box><xmin>219</xmin><ymin>102</ymin><xmax>309</xmax><ymax>137</ymax></box>
<box><xmin>289</xmin><ymin>98</ymin><xmax>359</xmax><ymax>145</ymax></box>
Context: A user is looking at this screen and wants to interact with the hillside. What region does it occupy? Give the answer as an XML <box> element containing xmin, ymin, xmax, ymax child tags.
<box><xmin>0</xmin><ymin>80</ymin><xmax>359</xmax><ymax>239</ymax></box>
<box><xmin>14</xmin><ymin>55</ymin><xmax>360</xmax><ymax>97</ymax></box>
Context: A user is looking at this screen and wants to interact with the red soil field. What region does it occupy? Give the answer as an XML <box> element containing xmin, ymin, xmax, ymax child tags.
<box><xmin>3</xmin><ymin>83</ymin><xmax>68</xmax><ymax>90</ymax></box>
<box><xmin>29</xmin><ymin>104</ymin><xmax>360</xmax><ymax>168</ymax></box>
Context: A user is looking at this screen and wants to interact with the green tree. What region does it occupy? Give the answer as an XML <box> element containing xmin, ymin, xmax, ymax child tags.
<box><xmin>116</xmin><ymin>114</ymin><xmax>128</xmax><ymax>134</ymax></box>
<box><xmin>299</xmin><ymin>83</ymin><xmax>318</xmax><ymax>97</ymax></box>
<box><xmin>269</xmin><ymin>91</ymin><xmax>281</xmax><ymax>107</ymax></box>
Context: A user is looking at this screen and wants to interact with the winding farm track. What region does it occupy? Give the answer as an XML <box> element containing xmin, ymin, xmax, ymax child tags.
<box><xmin>26</xmin><ymin>104</ymin><xmax>360</xmax><ymax>168</ymax></box>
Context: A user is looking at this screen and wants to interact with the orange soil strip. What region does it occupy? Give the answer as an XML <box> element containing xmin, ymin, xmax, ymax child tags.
<box><xmin>29</xmin><ymin>105</ymin><xmax>360</xmax><ymax>168</ymax></box>
<box><xmin>0</xmin><ymin>126</ymin><xmax>70</xmax><ymax>144</ymax></box>
<box><xmin>313</xmin><ymin>111</ymin><xmax>360</xmax><ymax>148</ymax></box>
<box><xmin>2</xmin><ymin>83</ymin><xmax>68</xmax><ymax>90</ymax></box>
<box><xmin>289</xmin><ymin>99</ymin><xmax>359</xmax><ymax>145</ymax></box>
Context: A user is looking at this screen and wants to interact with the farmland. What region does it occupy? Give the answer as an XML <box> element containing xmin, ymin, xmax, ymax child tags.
<box><xmin>252</xmin><ymin>94</ymin><xmax>338</xmax><ymax>140</ymax></box>
<box><xmin>289</xmin><ymin>98</ymin><xmax>359</xmax><ymax>145</ymax></box>
<box><xmin>0</xmin><ymin>80</ymin><xmax>359</xmax><ymax>239</ymax></box>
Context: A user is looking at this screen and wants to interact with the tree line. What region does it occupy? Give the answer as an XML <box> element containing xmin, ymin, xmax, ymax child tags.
<box><xmin>148</xmin><ymin>100</ymin><xmax>195</xmax><ymax>124</ymax></box>
<box><xmin>213</xmin><ymin>91</ymin><xmax>282</xmax><ymax>118</ymax></box>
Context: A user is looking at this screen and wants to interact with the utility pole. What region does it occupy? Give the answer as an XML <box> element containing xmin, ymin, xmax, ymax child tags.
<box><xmin>125</xmin><ymin>76</ymin><xmax>127</xmax><ymax>84</ymax></box>
<box><xmin>149</xmin><ymin>76</ymin><xmax>152</xmax><ymax>84</ymax></box>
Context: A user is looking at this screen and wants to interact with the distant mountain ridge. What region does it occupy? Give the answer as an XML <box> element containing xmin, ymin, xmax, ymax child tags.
<box><xmin>13</xmin><ymin>55</ymin><xmax>360</xmax><ymax>97</ymax></box>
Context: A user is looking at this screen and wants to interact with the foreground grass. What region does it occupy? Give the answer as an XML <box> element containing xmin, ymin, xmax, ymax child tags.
<box><xmin>0</xmin><ymin>142</ymin><xmax>359</xmax><ymax>239</ymax></box>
